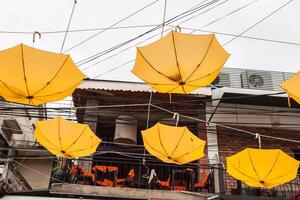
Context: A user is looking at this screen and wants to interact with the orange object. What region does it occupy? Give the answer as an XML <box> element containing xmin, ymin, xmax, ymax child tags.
<box><xmin>92</xmin><ymin>165</ymin><xmax>118</xmax><ymax>173</ymax></box>
<box><xmin>116</xmin><ymin>169</ymin><xmax>135</xmax><ymax>186</ymax></box>
<box><xmin>173</xmin><ymin>186</ymin><xmax>187</xmax><ymax>191</ymax></box>
<box><xmin>70</xmin><ymin>165</ymin><xmax>79</xmax><ymax>175</ymax></box>
<box><xmin>97</xmin><ymin>178</ymin><xmax>114</xmax><ymax>187</ymax></box>
<box><xmin>194</xmin><ymin>170</ymin><xmax>209</xmax><ymax>188</ymax></box>
<box><xmin>159</xmin><ymin>176</ymin><xmax>171</xmax><ymax>188</ymax></box>
<box><xmin>82</xmin><ymin>170</ymin><xmax>95</xmax><ymax>182</ymax></box>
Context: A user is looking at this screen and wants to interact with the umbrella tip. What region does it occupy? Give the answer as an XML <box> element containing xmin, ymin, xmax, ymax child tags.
<box><xmin>61</xmin><ymin>150</ymin><xmax>66</xmax><ymax>154</ymax></box>
<box><xmin>259</xmin><ymin>180</ymin><xmax>265</xmax><ymax>184</ymax></box>
<box><xmin>179</xmin><ymin>82</ymin><xmax>185</xmax><ymax>86</ymax></box>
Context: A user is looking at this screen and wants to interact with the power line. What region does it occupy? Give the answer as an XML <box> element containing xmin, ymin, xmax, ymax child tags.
<box><xmin>60</xmin><ymin>0</ymin><xmax>77</xmax><ymax>53</ymax></box>
<box><xmin>0</xmin><ymin>24</ymin><xmax>160</xmax><ymax>35</ymax></box>
<box><xmin>223</xmin><ymin>0</ymin><xmax>295</xmax><ymax>46</ymax></box>
<box><xmin>85</xmin><ymin>0</ymin><xmax>230</xmax><ymax>76</ymax></box>
<box><xmin>87</xmin><ymin>0</ymin><xmax>257</xmax><ymax>77</ymax></box>
<box><xmin>76</xmin><ymin>0</ymin><xmax>221</xmax><ymax>66</ymax></box>
<box><xmin>63</xmin><ymin>0</ymin><xmax>161</xmax><ymax>53</ymax></box>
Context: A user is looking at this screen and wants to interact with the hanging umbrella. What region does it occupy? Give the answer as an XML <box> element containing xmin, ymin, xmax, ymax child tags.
<box><xmin>279</xmin><ymin>71</ymin><xmax>300</xmax><ymax>105</ymax></box>
<box><xmin>35</xmin><ymin>117</ymin><xmax>101</xmax><ymax>158</ymax></box>
<box><xmin>0</xmin><ymin>44</ymin><xmax>84</xmax><ymax>105</ymax></box>
<box><xmin>141</xmin><ymin>123</ymin><xmax>206</xmax><ymax>165</ymax></box>
<box><xmin>227</xmin><ymin>148</ymin><xmax>299</xmax><ymax>189</ymax></box>
<box><xmin>131</xmin><ymin>31</ymin><xmax>230</xmax><ymax>94</ymax></box>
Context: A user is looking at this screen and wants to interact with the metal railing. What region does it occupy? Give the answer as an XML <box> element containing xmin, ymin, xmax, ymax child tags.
<box><xmin>50</xmin><ymin>159</ymin><xmax>216</xmax><ymax>193</ymax></box>
<box><xmin>223</xmin><ymin>167</ymin><xmax>300</xmax><ymax>199</ymax></box>
<box><xmin>48</xmin><ymin>159</ymin><xmax>300</xmax><ymax>198</ymax></box>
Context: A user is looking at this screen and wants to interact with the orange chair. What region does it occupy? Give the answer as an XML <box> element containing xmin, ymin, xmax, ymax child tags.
<box><xmin>159</xmin><ymin>175</ymin><xmax>171</xmax><ymax>189</ymax></box>
<box><xmin>82</xmin><ymin>170</ymin><xmax>95</xmax><ymax>183</ymax></box>
<box><xmin>97</xmin><ymin>178</ymin><xmax>114</xmax><ymax>187</ymax></box>
<box><xmin>173</xmin><ymin>185</ymin><xmax>187</xmax><ymax>191</ymax></box>
<box><xmin>194</xmin><ymin>170</ymin><xmax>210</xmax><ymax>192</ymax></box>
<box><xmin>115</xmin><ymin>168</ymin><xmax>135</xmax><ymax>187</ymax></box>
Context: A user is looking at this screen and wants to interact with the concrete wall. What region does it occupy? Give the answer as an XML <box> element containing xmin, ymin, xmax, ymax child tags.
<box><xmin>17</xmin><ymin>159</ymin><xmax>52</xmax><ymax>190</ymax></box>
<box><xmin>208</xmin><ymin>102</ymin><xmax>300</xmax><ymax>130</ymax></box>
<box><xmin>0</xmin><ymin>102</ymin><xmax>36</xmax><ymax>147</ymax></box>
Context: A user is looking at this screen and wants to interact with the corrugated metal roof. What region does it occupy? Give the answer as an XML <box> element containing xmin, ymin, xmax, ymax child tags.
<box><xmin>78</xmin><ymin>79</ymin><xmax>212</xmax><ymax>96</ymax></box>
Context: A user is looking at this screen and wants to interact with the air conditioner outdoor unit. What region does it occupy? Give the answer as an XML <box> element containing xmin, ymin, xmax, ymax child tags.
<box><xmin>240</xmin><ymin>70</ymin><xmax>274</xmax><ymax>90</ymax></box>
<box><xmin>1</xmin><ymin>119</ymin><xmax>23</xmax><ymax>145</ymax></box>
<box><xmin>212</xmin><ymin>73</ymin><xmax>231</xmax><ymax>87</ymax></box>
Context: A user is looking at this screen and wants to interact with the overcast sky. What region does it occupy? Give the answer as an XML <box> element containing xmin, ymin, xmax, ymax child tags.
<box><xmin>1</xmin><ymin>0</ymin><xmax>300</xmax><ymax>82</ymax></box>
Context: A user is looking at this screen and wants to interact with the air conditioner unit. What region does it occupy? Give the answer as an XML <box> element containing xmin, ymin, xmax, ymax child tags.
<box><xmin>212</xmin><ymin>73</ymin><xmax>231</xmax><ymax>87</ymax></box>
<box><xmin>1</xmin><ymin>119</ymin><xmax>23</xmax><ymax>145</ymax></box>
<box><xmin>240</xmin><ymin>70</ymin><xmax>274</xmax><ymax>90</ymax></box>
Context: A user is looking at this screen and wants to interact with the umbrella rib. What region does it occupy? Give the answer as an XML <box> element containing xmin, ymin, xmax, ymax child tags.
<box><xmin>169</xmin><ymin>128</ymin><xmax>186</xmax><ymax>158</ymax></box>
<box><xmin>20</xmin><ymin>45</ymin><xmax>31</xmax><ymax>99</ymax></box>
<box><xmin>64</xmin><ymin>126</ymin><xmax>88</xmax><ymax>151</ymax></box>
<box><xmin>143</xmin><ymin>136</ymin><xmax>168</xmax><ymax>158</ymax></box>
<box><xmin>182</xmin><ymin>86</ymin><xmax>187</xmax><ymax>94</ymax></box>
<box><xmin>247</xmin><ymin>149</ymin><xmax>263</xmax><ymax>181</ymax></box>
<box><xmin>262</xmin><ymin>150</ymin><xmax>280</xmax><ymax>181</ymax></box>
<box><xmin>186</xmin><ymin>59</ymin><xmax>227</xmax><ymax>83</ymax></box>
<box><xmin>157</xmin><ymin>125</ymin><xmax>171</xmax><ymax>158</ymax></box>
<box><xmin>183</xmin><ymin>35</ymin><xmax>214</xmax><ymax>82</ymax></box>
<box><xmin>36</xmin><ymin>127</ymin><xmax>61</xmax><ymax>150</ymax></box>
<box><xmin>227</xmin><ymin>161</ymin><xmax>261</xmax><ymax>182</ymax></box>
<box><xmin>172</xmin><ymin>142</ymin><xmax>204</xmax><ymax>161</ymax></box>
<box><xmin>0</xmin><ymin>80</ymin><xmax>23</xmax><ymax>98</ymax></box>
<box><xmin>67</xmin><ymin>141</ymin><xmax>99</xmax><ymax>153</ymax></box>
<box><xmin>145</xmin><ymin>81</ymin><xmax>178</xmax><ymax>86</ymax></box>
<box><xmin>171</xmin><ymin>31</ymin><xmax>183</xmax><ymax>83</ymax></box>
<box><xmin>137</xmin><ymin>48</ymin><xmax>177</xmax><ymax>82</ymax></box>
<box><xmin>265</xmin><ymin>165</ymin><xmax>299</xmax><ymax>182</ymax></box>
<box><xmin>32</xmin><ymin>56</ymin><xmax>69</xmax><ymax>96</ymax></box>
<box><xmin>186</xmin><ymin>83</ymin><xmax>205</xmax><ymax>88</ymax></box>
<box><xmin>34</xmin><ymin>79</ymin><xmax>82</xmax><ymax>98</ymax></box>
<box><xmin>165</xmin><ymin>85</ymin><xmax>180</xmax><ymax>93</ymax></box>
<box><xmin>58</xmin><ymin>117</ymin><xmax>63</xmax><ymax>150</ymax></box>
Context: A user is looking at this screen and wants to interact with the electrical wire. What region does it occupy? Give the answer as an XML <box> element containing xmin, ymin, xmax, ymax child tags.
<box><xmin>60</xmin><ymin>0</ymin><xmax>77</xmax><ymax>53</ymax></box>
<box><xmin>87</xmin><ymin>0</ymin><xmax>256</xmax><ymax>78</ymax></box>
<box><xmin>222</xmin><ymin>0</ymin><xmax>295</xmax><ymax>47</ymax></box>
<box><xmin>75</xmin><ymin>0</ymin><xmax>221</xmax><ymax>66</ymax></box>
<box><xmin>63</xmin><ymin>0</ymin><xmax>161</xmax><ymax>53</ymax></box>
<box><xmin>86</xmin><ymin>0</ymin><xmax>231</xmax><ymax>76</ymax></box>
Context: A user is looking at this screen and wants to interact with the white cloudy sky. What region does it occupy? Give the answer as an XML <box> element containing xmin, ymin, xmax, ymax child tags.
<box><xmin>0</xmin><ymin>0</ymin><xmax>300</xmax><ymax>82</ymax></box>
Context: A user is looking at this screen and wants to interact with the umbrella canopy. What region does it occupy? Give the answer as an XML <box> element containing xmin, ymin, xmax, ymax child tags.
<box><xmin>227</xmin><ymin>148</ymin><xmax>299</xmax><ymax>189</ymax></box>
<box><xmin>280</xmin><ymin>71</ymin><xmax>300</xmax><ymax>105</ymax></box>
<box><xmin>35</xmin><ymin>117</ymin><xmax>101</xmax><ymax>158</ymax></box>
<box><xmin>141</xmin><ymin>123</ymin><xmax>206</xmax><ymax>165</ymax></box>
<box><xmin>131</xmin><ymin>31</ymin><xmax>230</xmax><ymax>94</ymax></box>
<box><xmin>0</xmin><ymin>44</ymin><xmax>84</xmax><ymax>105</ymax></box>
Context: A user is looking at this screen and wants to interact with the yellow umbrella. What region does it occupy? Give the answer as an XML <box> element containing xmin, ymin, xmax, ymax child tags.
<box><xmin>35</xmin><ymin>117</ymin><xmax>101</xmax><ymax>158</ymax></box>
<box><xmin>279</xmin><ymin>71</ymin><xmax>300</xmax><ymax>106</ymax></box>
<box><xmin>0</xmin><ymin>44</ymin><xmax>84</xmax><ymax>105</ymax></box>
<box><xmin>141</xmin><ymin>123</ymin><xmax>206</xmax><ymax>165</ymax></box>
<box><xmin>131</xmin><ymin>31</ymin><xmax>230</xmax><ymax>94</ymax></box>
<box><xmin>227</xmin><ymin>148</ymin><xmax>299</xmax><ymax>189</ymax></box>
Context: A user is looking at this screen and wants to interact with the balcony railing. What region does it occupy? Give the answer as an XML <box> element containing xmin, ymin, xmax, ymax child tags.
<box><xmin>223</xmin><ymin>167</ymin><xmax>300</xmax><ymax>199</ymax></box>
<box><xmin>50</xmin><ymin>158</ymin><xmax>300</xmax><ymax>199</ymax></box>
